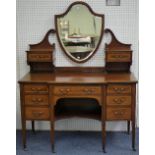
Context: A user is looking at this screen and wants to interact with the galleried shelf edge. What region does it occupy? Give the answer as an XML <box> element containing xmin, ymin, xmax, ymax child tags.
<box><xmin>18</xmin><ymin>1</ymin><xmax>137</xmax><ymax>153</ymax></box>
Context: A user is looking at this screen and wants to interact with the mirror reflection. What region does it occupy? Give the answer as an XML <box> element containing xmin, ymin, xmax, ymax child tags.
<box><xmin>56</xmin><ymin>4</ymin><xmax>103</xmax><ymax>62</ymax></box>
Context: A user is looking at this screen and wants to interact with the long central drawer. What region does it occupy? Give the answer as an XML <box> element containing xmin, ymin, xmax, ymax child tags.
<box><xmin>53</xmin><ymin>86</ymin><xmax>102</xmax><ymax>96</ymax></box>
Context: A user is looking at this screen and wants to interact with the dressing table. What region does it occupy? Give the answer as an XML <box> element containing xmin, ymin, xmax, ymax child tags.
<box><xmin>18</xmin><ymin>1</ymin><xmax>137</xmax><ymax>153</ymax></box>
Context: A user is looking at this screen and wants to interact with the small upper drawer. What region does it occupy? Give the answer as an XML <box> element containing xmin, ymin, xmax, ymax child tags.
<box><xmin>107</xmin><ymin>84</ymin><xmax>131</xmax><ymax>94</ymax></box>
<box><xmin>53</xmin><ymin>86</ymin><xmax>102</xmax><ymax>96</ymax></box>
<box><xmin>25</xmin><ymin>107</ymin><xmax>50</xmax><ymax>120</ymax></box>
<box><xmin>28</xmin><ymin>54</ymin><xmax>52</xmax><ymax>62</ymax></box>
<box><xmin>107</xmin><ymin>96</ymin><xmax>131</xmax><ymax>106</ymax></box>
<box><xmin>106</xmin><ymin>52</ymin><xmax>131</xmax><ymax>62</ymax></box>
<box><xmin>25</xmin><ymin>95</ymin><xmax>48</xmax><ymax>106</ymax></box>
<box><xmin>24</xmin><ymin>84</ymin><xmax>48</xmax><ymax>94</ymax></box>
<box><xmin>106</xmin><ymin>107</ymin><xmax>131</xmax><ymax>120</ymax></box>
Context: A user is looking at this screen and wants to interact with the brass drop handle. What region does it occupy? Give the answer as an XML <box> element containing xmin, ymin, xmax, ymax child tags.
<box><xmin>37</xmin><ymin>88</ymin><xmax>41</xmax><ymax>91</ymax></box>
<box><xmin>113</xmin><ymin>98</ymin><xmax>119</xmax><ymax>103</ymax></box>
<box><xmin>32</xmin><ymin>111</ymin><xmax>43</xmax><ymax>117</ymax></box>
<box><xmin>83</xmin><ymin>89</ymin><xmax>89</xmax><ymax>92</ymax></box>
<box><xmin>31</xmin><ymin>55</ymin><xmax>37</xmax><ymax>58</ymax></box>
<box><xmin>113</xmin><ymin>98</ymin><xmax>118</xmax><ymax>102</ymax></box>
<box><xmin>120</xmin><ymin>98</ymin><xmax>125</xmax><ymax>102</ymax></box>
<box><xmin>113</xmin><ymin>87</ymin><xmax>119</xmax><ymax>91</ymax></box>
<box><xmin>37</xmin><ymin>98</ymin><xmax>43</xmax><ymax>102</ymax></box>
<box><xmin>83</xmin><ymin>88</ymin><xmax>93</xmax><ymax>94</ymax></box>
<box><xmin>113</xmin><ymin>87</ymin><xmax>125</xmax><ymax>93</ymax></box>
<box><xmin>89</xmin><ymin>89</ymin><xmax>94</xmax><ymax>92</ymax></box>
<box><xmin>119</xmin><ymin>55</ymin><xmax>128</xmax><ymax>58</ymax></box>
<box><xmin>32</xmin><ymin>98</ymin><xmax>43</xmax><ymax>102</ymax></box>
<box><xmin>59</xmin><ymin>88</ymin><xmax>70</xmax><ymax>95</ymax></box>
<box><xmin>34</xmin><ymin>55</ymin><xmax>39</xmax><ymax>58</ymax></box>
<box><xmin>113</xmin><ymin>87</ymin><xmax>121</xmax><ymax>93</ymax></box>
<box><xmin>59</xmin><ymin>89</ymin><xmax>65</xmax><ymax>95</ymax></box>
<box><xmin>120</xmin><ymin>87</ymin><xmax>125</xmax><ymax>91</ymax></box>
<box><xmin>31</xmin><ymin>88</ymin><xmax>36</xmax><ymax>91</ymax></box>
<box><xmin>39</xmin><ymin>55</ymin><xmax>49</xmax><ymax>58</ymax></box>
<box><xmin>60</xmin><ymin>89</ymin><xmax>65</xmax><ymax>92</ymax></box>
<box><xmin>112</xmin><ymin>55</ymin><xmax>120</xmax><ymax>58</ymax></box>
<box><xmin>114</xmin><ymin>111</ymin><xmax>124</xmax><ymax>115</ymax></box>
<box><xmin>112</xmin><ymin>55</ymin><xmax>127</xmax><ymax>58</ymax></box>
<box><xmin>66</xmin><ymin>88</ymin><xmax>70</xmax><ymax>92</ymax></box>
<box><xmin>31</xmin><ymin>87</ymin><xmax>42</xmax><ymax>91</ymax></box>
<box><xmin>113</xmin><ymin>98</ymin><xmax>125</xmax><ymax>104</ymax></box>
<box><xmin>32</xmin><ymin>98</ymin><xmax>37</xmax><ymax>102</ymax></box>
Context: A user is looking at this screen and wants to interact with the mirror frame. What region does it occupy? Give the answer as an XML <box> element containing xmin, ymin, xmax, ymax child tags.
<box><xmin>55</xmin><ymin>1</ymin><xmax>104</xmax><ymax>63</ymax></box>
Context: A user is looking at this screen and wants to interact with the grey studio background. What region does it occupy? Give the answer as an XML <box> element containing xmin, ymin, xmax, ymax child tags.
<box><xmin>16</xmin><ymin>0</ymin><xmax>138</xmax><ymax>131</ymax></box>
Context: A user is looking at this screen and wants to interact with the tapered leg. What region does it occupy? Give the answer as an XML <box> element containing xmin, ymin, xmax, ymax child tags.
<box><xmin>132</xmin><ymin>120</ymin><xmax>136</xmax><ymax>151</ymax></box>
<box><xmin>20</xmin><ymin>85</ymin><xmax>27</xmax><ymax>150</ymax></box>
<box><xmin>102</xmin><ymin>121</ymin><xmax>106</xmax><ymax>153</ymax></box>
<box><xmin>32</xmin><ymin>121</ymin><xmax>35</xmax><ymax>134</ymax></box>
<box><xmin>22</xmin><ymin>118</ymin><xmax>27</xmax><ymax>149</ymax></box>
<box><xmin>127</xmin><ymin>121</ymin><xmax>130</xmax><ymax>135</ymax></box>
<box><xmin>131</xmin><ymin>84</ymin><xmax>136</xmax><ymax>151</ymax></box>
<box><xmin>50</xmin><ymin>107</ymin><xmax>55</xmax><ymax>153</ymax></box>
<box><xmin>51</xmin><ymin>122</ymin><xmax>55</xmax><ymax>153</ymax></box>
<box><xmin>102</xmin><ymin>86</ymin><xmax>106</xmax><ymax>153</ymax></box>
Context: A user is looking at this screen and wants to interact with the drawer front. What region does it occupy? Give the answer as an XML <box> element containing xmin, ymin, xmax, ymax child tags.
<box><xmin>107</xmin><ymin>84</ymin><xmax>131</xmax><ymax>94</ymax></box>
<box><xmin>107</xmin><ymin>96</ymin><xmax>131</xmax><ymax>106</ymax></box>
<box><xmin>24</xmin><ymin>84</ymin><xmax>48</xmax><ymax>94</ymax></box>
<box><xmin>53</xmin><ymin>86</ymin><xmax>102</xmax><ymax>96</ymax></box>
<box><xmin>107</xmin><ymin>53</ymin><xmax>131</xmax><ymax>62</ymax></box>
<box><xmin>28</xmin><ymin>54</ymin><xmax>52</xmax><ymax>62</ymax></box>
<box><xmin>106</xmin><ymin>108</ymin><xmax>131</xmax><ymax>120</ymax></box>
<box><xmin>25</xmin><ymin>107</ymin><xmax>50</xmax><ymax>120</ymax></box>
<box><xmin>25</xmin><ymin>95</ymin><xmax>48</xmax><ymax>106</ymax></box>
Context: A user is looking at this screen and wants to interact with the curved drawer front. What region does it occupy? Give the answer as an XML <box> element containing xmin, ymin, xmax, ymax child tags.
<box><xmin>25</xmin><ymin>107</ymin><xmax>50</xmax><ymax>120</ymax></box>
<box><xmin>53</xmin><ymin>86</ymin><xmax>102</xmax><ymax>96</ymax></box>
<box><xmin>106</xmin><ymin>108</ymin><xmax>131</xmax><ymax>120</ymax></box>
<box><xmin>107</xmin><ymin>53</ymin><xmax>131</xmax><ymax>62</ymax></box>
<box><xmin>107</xmin><ymin>96</ymin><xmax>131</xmax><ymax>106</ymax></box>
<box><xmin>107</xmin><ymin>84</ymin><xmax>131</xmax><ymax>94</ymax></box>
<box><xmin>24</xmin><ymin>84</ymin><xmax>48</xmax><ymax>94</ymax></box>
<box><xmin>28</xmin><ymin>54</ymin><xmax>52</xmax><ymax>62</ymax></box>
<box><xmin>25</xmin><ymin>95</ymin><xmax>48</xmax><ymax>106</ymax></box>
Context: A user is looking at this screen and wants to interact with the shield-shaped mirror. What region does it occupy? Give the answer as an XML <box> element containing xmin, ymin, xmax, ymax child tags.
<box><xmin>55</xmin><ymin>2</ymin><xmax>104</xmax><ymax>63</ymax></box>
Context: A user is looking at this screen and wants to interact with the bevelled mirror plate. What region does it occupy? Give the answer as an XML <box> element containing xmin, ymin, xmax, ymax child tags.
<box><xmin>55</xmin><ymin>2</ymin><xmax>104</xmax><ymax>63</ymax></box>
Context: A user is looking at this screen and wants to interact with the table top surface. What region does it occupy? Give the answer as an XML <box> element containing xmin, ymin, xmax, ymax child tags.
<box><xmin>19</xmin><ymin>72</ymin><xmax>138</xmax><ymax>84</ymax></box>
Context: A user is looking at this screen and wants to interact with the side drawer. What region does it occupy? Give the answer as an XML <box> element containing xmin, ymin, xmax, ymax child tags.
<box><xmin>24</xmin><ymin>84</ymin><xmax>48</xmax><ymax>94</ymax></box>
<box><xmin>28</xmin><ymin>53</ymin><xmax>52</xmax><ymax>62</ymax></box>
<box><xmin>107</xmin><ymin>96</ymin><xmax>131</xmax><ymax>106</ymax></box>
<box><xmin>25</xmin><ymin>107</ymin><xmax>50</xmax><ymax>120</ymax></box>
<box><xmin>106</xmin><ymin>107</ymin><xmax>131</xmax><ymax>120</ymax></box>
<box><xmin>107</xmin><ymin>84</ymin><xmax>131</xmax><ymax>94</ymax></box>
<box><xmin>106</xmin><ymin>52</ymin><xmax>131</xmax><ymax>62</ymax></box>
<box><xmin>25</xmin><ymin>95</ymin><xmax>48</xmax><ymax>106</ymax></box>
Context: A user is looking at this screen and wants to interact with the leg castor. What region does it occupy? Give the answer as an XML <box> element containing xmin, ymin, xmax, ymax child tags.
<box><xmin>23</xmin><ymin>145</ymin><xmax>28</xmax><ymax>151</ymax></box>
<box><xmin>102</xmin><ymin>146</ymin><xmax>106</xmax><ymax>153</ymax></box>
<box><xmin>132</xmin><ymin>146</ymin><xmax>136</xmax><ymax>151</ymax></box>
<box><xmin>52</xmin><ymin>144</ymin><xmax>56</xmax><ymax>153</ymax></box>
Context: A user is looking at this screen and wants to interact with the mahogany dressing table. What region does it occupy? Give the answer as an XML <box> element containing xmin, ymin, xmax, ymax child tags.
<box><xmin>18</xmin><ymin>1</ymin><xmax>137</xmax><ymax>153</ymax></box>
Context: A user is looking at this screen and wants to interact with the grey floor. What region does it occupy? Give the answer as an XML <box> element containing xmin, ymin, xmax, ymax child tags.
<box><xmin>16</xmin><ymin>129</ymin><xmax>139</xmax><ymax>155</ymax></box>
